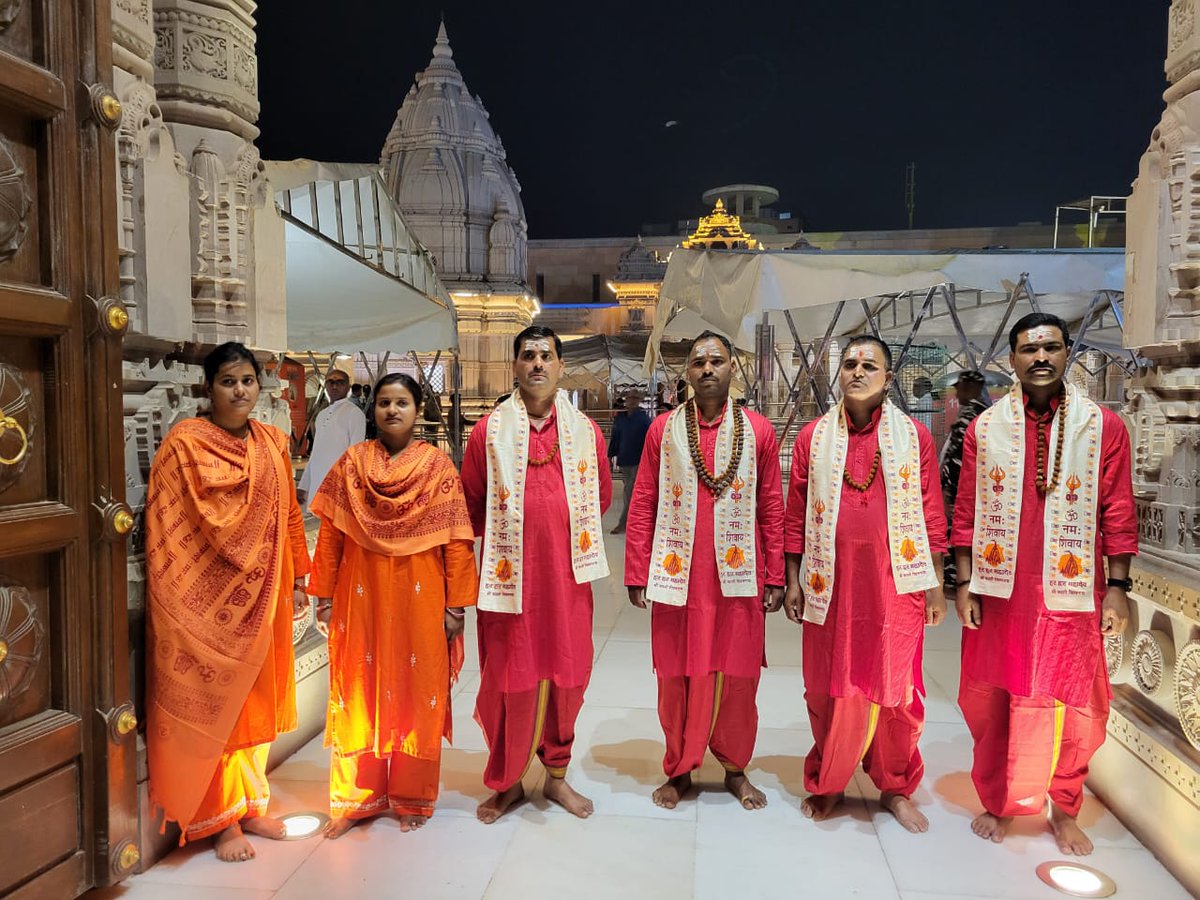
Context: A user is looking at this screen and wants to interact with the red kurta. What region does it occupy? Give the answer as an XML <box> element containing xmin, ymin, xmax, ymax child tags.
<box><xmin>462</xmin><ymin>407</ymin><xmax>612</xmax><ymax>789</ymax></box>
<box><xmin>624</xmin><ymin>409</ymin><xmax>785</xmax><ymax>678</ymax></box>
<box><xmin>950</xmin><ymin>399</ymin><xmax>1138</xmax><ymax>707</ymax></box>
<box><xmin>784</xmin><ymin>407</ymin><xmax>948</xmax><ymax>707</ymax></box>
<box><xmin>461</xmin><ymin>408</ymin><xmax>613</xmax><ymax>694</ymax></box>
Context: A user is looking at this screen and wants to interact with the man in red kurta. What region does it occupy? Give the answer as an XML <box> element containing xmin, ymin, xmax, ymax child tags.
<box><xmin>953</xmin><ymin>313</ymin><xmax>1135</xmax><ymax>855</ymax></box>
<box><xmin>783</xmin><ymin>336</ymin><xmax>947</xmax><ymax>832</ymax></box>
<box><xmin>625</xmin><ymin>331</ymin><xmax>785</xmax><ymax>810</ymax></box>
<box><xmin>462</xmin><ymin>326</ymin><xmax>612</xmax><ymax>823</ymax></box>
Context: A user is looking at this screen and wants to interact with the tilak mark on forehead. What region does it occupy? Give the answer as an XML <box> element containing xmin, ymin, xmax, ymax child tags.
<box><xmin>521</xmin><ymin>339</ymin><xmax>554</xmax><ymax>355</ymax></box>
<box><xmin>1023</xmin><ymin>326</ymin><xmax>1059</xmax><ymax>344</ymax></box>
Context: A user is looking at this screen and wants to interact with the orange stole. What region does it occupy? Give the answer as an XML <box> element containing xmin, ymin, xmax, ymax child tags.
<box><xmin>145</xmin><ymin>419</ymin><xmax>309</xmax><ymax>838</ymax></box>
<box><xmin>309</xmin><ymin>440</ymin><xmax>478</xmax><ymax>760</ymax></box>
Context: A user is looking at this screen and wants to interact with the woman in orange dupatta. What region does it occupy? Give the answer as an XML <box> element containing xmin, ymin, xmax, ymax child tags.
<box><xmin>308</xmin><ymin>373</ymin><xmax>478</xmax><ymax>838</ymax></box>
<box><xmin>145</xmin><ymin>342</ymin><xmax>311</xmax><ymax>863</ymax></box>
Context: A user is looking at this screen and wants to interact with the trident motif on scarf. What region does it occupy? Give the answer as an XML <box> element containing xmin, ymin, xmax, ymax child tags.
<box><xmin>989</xmin><ymin>465</ymin><xmax>1006</xmax><ymax>494</ymax></box>
<box><xmin>1065</xmin><ymin>473</ymin><xmax>1081</xmax><ymax>504</ymax></box>
<box><xmin>898</xmin><ymin>464</ymin><xmax>912</xmax><ymax>491</ymax></box>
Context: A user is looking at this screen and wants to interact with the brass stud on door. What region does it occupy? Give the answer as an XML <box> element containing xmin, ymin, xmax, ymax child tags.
<box><xmin>88</xmin><ymin>84</ymin><xmax>122</xmax><ymax>129</ymax></box>
<box><xmin>112</xmin><ymin>840</ymin><xmax>140</xmax><ymax>874</ymax></box>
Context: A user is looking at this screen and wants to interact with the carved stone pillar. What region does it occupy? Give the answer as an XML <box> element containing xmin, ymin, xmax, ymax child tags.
<box><xmin>1097</xmin><ymin>4</ymin><xmax>1200</xmax><ymax>894</ymax></box>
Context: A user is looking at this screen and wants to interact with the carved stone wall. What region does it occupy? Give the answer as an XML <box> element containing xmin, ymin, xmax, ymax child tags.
<box><xmin>1099</xmin><ymin>3</ymin><xmax>1200</xmax><ymax>894</ymax></box>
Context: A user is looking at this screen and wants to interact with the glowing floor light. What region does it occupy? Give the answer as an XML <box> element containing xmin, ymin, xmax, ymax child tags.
<box><xmin>278</xmin><ymin>812</ymin><xmax>329</xmax><ymax>840</ymax></box>
<box><xmin>1035</xmin><ymin>861</ymin><xmax>1117</xmax><ymax>898</ymax></box>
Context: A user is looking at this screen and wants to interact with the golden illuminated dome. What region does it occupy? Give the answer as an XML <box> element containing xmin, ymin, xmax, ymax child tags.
<box><xmin>682</xmin><ymin>199</ymin><xmax>762</xmax><ymax>250</ymax></box>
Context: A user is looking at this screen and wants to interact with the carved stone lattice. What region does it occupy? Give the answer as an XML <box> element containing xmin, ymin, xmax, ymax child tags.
<box><xmin>0</xmin><ymin>356</ymin><xmax>35</xmax><ymax>494</ymax></box>
<box><xmin>0</xmin><ymin>578</ymin><xmax>45</xmax><ymax>705</ymax></box>
<box><xmin>291</xmin><ymin>600</ymin><xmax>313</xmax><ymax>646</ymax></box>
<box><xmin>1106</xmin><ymin>633</ymin><xmax>1130</xmax><ymax>684</ymax></box>
<box><xmin>0</xmin><ymin>135</ymin><xmax>31</xmax><ymax>264</ymax></box>
<box><xmin>1132</xmin><ymin>629</ymin><xmax>1177</xmax><ymax>698</ymax></box>
<box><xmin>1176</xmin><ymin>641</ymin><xmax>1200</xmax><ymax>750</ymax></box>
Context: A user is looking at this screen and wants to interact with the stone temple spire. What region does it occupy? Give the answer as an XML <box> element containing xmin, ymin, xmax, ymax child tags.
<box><xmin>380</xmin><ymin>19</ymin><xmax>534</xmax><ymax>398</ymax></box>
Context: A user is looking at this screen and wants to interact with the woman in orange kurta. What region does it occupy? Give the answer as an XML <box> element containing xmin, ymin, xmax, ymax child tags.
<box><xmin>146</xmin><ymin>342</ymin><xmax>311</xmax><ymax>863</ymax></box>
<box><xmin>308</xmin><ymin>372</ymin><xmax>478</xmax><ymax>838</ymax></box>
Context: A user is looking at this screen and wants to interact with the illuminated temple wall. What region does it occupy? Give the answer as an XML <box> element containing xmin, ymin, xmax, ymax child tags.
<box><xmin>1091</xmin><ymin>2</ymin><xmax>1200</xmax><ymax>893</ymax></box>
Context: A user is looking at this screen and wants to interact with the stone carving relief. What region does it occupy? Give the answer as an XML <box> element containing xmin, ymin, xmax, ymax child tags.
<box><xmin>1132</xmin><ymin>629</ymin><xmax>1177</xmax><ymax>702</ymax></box>
<box><xmin>1176</xmin><ymin>640</ymin><xmax>1200</xmax><ymax>750</ymax></box>
<box><xmin>188</xmin><ymin>140</ymin><xmax>263</xmax><ymax>342</ymax></box>
<box><xmin>0</xmin><ymin>135</ymin><xmax>31</xmax><ymax>265</ymax></box>
<box><xmin>0</xmin><ymin>0</ymin><xmax>21</xmax><ymax>30</ymax></box>
<box><xmin>292</xmin><ymin>601</ymin><xmax>314</xmax><ymax>646</ymax></box>
<box><xmin>0</xmin><ymin>578</ymin><xmax>45</xmax><ymax>705</ymax></box>
<box><xmin>153</xmin><ymin>6</ymin><xmax>260</xmax><ymax>129</ymax></box>
<box><xmin>1171</xmin><ymin>0</ymin><xmax>1196</xmax><ymax>55</ymax></box>
<box><xmin>1106</xmin><ymin>633</ymin><xmax>1130</xmax><ymax>684</ymax></box>
<box><xmin>0</xmin><ymin>357</ymin><xmax>34</xmax><ymax>495</ymax></box>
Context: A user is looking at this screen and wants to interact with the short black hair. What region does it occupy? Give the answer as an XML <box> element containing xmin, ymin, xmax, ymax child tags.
<box><xmin>373</xmin><ymin>372</ymin><xmax>422</xmax><ymax>410</ymax></box>
<box><xmin>1008</xmin><ymin>312</ymin><xmax>1070</xmax><ymax>350</ymax></box>
<box><xmin>843</xmin><ymin>335</ymin><xmax>893</xmax><ymax>370</ymax></box>
<box><xmin>202</xmin><ymin>341</ymin><xmax>261</xmax><ymax>384</ymax></box>
<box><xmin>689</xmin><ymin>330</ymin><xmax>733</xmax><ymax>357</ymax></box>
<box><xmin>513</xmin><ymin>325</ymin><xmax>563</xmax><ymax>360</ymax></box>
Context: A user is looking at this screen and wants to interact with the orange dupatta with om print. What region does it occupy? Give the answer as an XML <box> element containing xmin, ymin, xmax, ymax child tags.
<box><xmin>310</xmin><ymin>440</ymin><xmax>476</xmax><ymax>681</ymax></box>
<box><xmin>145</xmin><ymin>418</ymin><xmax>307</xmax><ymax>836</ymax></box>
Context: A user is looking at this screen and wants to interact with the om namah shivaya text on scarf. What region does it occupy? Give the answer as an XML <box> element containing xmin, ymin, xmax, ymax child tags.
<box><xmin>480</xmin><ymin>390</ymin><xmax>608</xmax><ymax>613</ymax></box>
<box><xmin>968</xmin><ymin>382</ymin><xmax>1101</xmax><ymax>612</ymax></box>
<box><xmin>648</xmin><ymin>398</ymin><xmax>758</xmax><ymax>606</ymax></box>
<box><xmin>802</xmin><ymin>400</ymin><xmax>938</xmax><ymax>625</ymax></box>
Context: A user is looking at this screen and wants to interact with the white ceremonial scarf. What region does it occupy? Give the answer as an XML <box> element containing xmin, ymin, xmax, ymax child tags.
<box><xmin>801</xmin><ymin>400</ymin><xmax>938</xmax><ymax>626</ymax></box>
<box><xmin>968</xmin><ymin>383</ymin><xmax>1102</xmax><ymax>612</ymax></box>
<box><xmin>647</xmin><ymin>399</ymin><xmax>758</xmax><ymax>607</ymax></box>
<box><xmin>479</xmin><ymin>390</ymin><xmax>609</xmax><ymax>614</ymax></box>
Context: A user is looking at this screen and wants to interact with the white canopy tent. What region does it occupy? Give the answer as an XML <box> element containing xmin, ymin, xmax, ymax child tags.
<box><xmin>648</xmin><ymin>247</ymin><xmax>1127</xmax><ymax>371</ymax></box>
<box><xmin>265</xmin><ymin>159</ymin><xmax>457</xmax><ymax>356</ymax></box>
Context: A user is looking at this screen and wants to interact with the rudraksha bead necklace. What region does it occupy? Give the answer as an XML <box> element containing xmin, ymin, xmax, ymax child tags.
<box><xmin>686</xmin><ymin>399</ymin><xmax>743</xmax><ymax>496</ymax></box>
<box><xmin>1035</xmin><ymin>387</ymin><xmax>1067</xmax><ymax>495</ymax></box>
<box><xmin>843</xmin><ymin>448</ymin><xmax>882</xmax><ymax>492</ymax></box>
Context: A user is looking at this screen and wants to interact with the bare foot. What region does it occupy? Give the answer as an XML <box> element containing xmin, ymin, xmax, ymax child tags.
<box><xmin>543</xmin><ymin>775</ymin><xmax>594</xmax><ymax>819</ymax></box>
<box><xmin>214</xmin><ymin>823</ymin><xmax>254</xmax><ymax>862</ymax></box>
<box><xmin>652</xmin><ymin>773</ymin><xmax>692</xmax><ymax>809</ymax></box>
<box><xmin>882</xmin><ymin>793</ymin><xmax>929</xmax><ymax>833</ymax></box>
<box><xmin>1050</xmin><ymin>804</ymin><xmax>1094</xmax><ymax>856</ymax></box>
<box><xmin>476</xmin><ymin>783</ymin><xmax>525</xmax><ymax>824</ymax></box>
<box><xmin>971</xmin><ymin>812</ymin><xmax>1013</xmax><ymax>843</ymax></box>
<box><xmin>241</xmin><ymin>816</ymin><xmax>287</xmax><ymax>840</ymax></box>
<box><xmin>800</xmin><ymin>792</ymin><xmax>843</xmax><ymax>820</ymax></box>
<box><xmin>398</xmin><ymin>813</ymin><xmax>429</xmax><ymax>832</ymax></box>
<box><xmin>725</xmin><ymin>771</ymin><xmax>767</xmax><ymax>810</ymax></box>
<box><xmin>322</xmin><ymin>817</ymin><xmax>356</xmax><ymax>840</ymax></box>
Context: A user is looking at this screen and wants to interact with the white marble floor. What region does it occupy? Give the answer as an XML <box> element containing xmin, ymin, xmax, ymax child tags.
<box><xmin>94</xmin><ymin>510</ymin><xmax>1190</xmax><ymax>900</ymax></box>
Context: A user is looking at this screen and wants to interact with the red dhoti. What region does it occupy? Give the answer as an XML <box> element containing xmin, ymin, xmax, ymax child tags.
<box><xmin>959</xmin><ymin>661</ymin><xmax>1108</xmax><ymax>818</ymax></box>
<box><xmin>803</xmin><ymin>691</ymin><xmax>925</xmax><ymax>797</ymax></box>
<box><xmin>658</xmin><ymin>673</ymin><xmax>759</xmax><ymax>776</ymax></box>
<box><xmin>476</xmin><ymin>681</ymin><xmax>586</xmax><ymax>789</ymax></box>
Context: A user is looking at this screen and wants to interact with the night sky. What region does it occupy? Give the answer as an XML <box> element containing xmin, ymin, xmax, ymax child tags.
<box><xmin>256</xmin><ymin>2</ymin><xmax>1170</xmax><ymax>239</ymax></box>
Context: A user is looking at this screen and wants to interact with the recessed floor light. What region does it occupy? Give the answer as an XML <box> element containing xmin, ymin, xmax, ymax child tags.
<box><xmin>278</xmin><ymin>811</ymin><xmax>329</xmax><ymax>840</ymax></box>
<box><xmin>1036</xmin><ymin>861</ymin><xmax>1117</xmax><ymax>898</ymax></box>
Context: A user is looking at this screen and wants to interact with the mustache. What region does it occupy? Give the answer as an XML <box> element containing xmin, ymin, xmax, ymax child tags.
<box><xmin>1029</xmin><ymin>363</ymin><xmax>1055</xmax><ymax>371</ymax></box>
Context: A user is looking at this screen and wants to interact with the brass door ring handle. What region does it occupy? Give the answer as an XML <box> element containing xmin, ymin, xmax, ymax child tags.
<box><xmin>0</xmin><ymin>416</ymin><xmax>27</xmax><ymax>465</ymax></box>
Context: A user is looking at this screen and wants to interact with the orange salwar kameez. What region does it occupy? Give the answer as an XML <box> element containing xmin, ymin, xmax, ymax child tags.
<box><xmin>146</xmin><ymin>419</ymin><xmax>310</xmax><ymax>843</ymax></box>
<box><xmin>309</xmin><ymin>440</ymin><xmax>478</xmax><ymax>821</ymax></box>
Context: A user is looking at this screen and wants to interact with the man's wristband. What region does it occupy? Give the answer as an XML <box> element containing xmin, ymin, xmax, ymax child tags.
<box><xmin>446</xmin><ymin>607</ymin><xmax>466</xmax><ymax>618</ymax></box>
<box><xmin>1107</xmin><ymin>577</ymin><xmax>1133</xmax><ymax>591</ymax></box>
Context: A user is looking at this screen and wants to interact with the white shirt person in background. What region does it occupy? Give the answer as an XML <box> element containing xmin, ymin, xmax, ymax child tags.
<box><xmin>297</xmin><ymin>365</ymin><xmax>366</xmax><ymax>514</ymax></box>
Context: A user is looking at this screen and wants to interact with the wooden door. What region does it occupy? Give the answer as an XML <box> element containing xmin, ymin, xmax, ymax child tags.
<box><xmin>0</xmin><ymin>1</ymin><xmax>134</xmax><ymax>896</ymax></box>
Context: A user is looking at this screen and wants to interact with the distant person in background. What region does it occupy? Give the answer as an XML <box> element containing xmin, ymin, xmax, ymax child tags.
<box><xmin>910</xmin><ymin>375</ymin><xmax>935</xmax><ymax>431</ymax></box>
<box><xmin>939</xmin><ymin>370</ymin><xmax>988</xmax><ymax>592</ymax></box>
<box><xmin>608</xmin><ymin>389</ymin><xmax>652</xmax><ymax>534</ymax></box>
<box><xmin>350</xmin><ymin>383</ymin><xmax>365</xmax><ymax>410</ymax></box>
<box><xmin>655</xmin><ymin>383</ymin><xmax>670</xmax><ymax>412</ymax></box>
<box><xmin>298</xmin><ymin>364</ymin><xmax>366</xmax><ymax>515</ymax></box>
